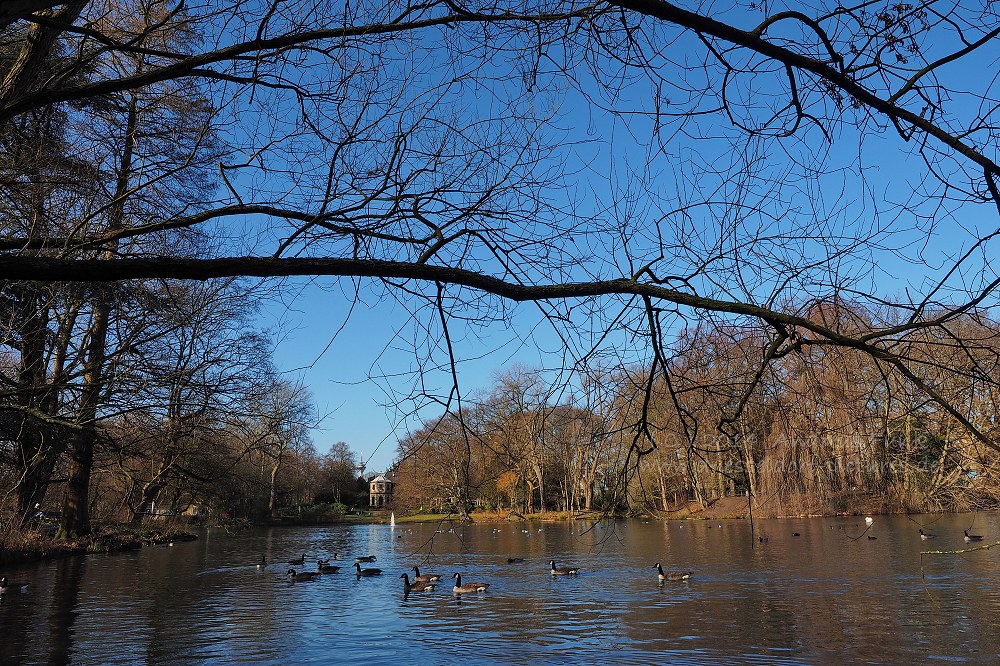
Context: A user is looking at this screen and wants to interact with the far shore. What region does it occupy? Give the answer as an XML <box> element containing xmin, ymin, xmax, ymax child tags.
<box><xmin>4</xmin><ymin>500</ymin><xmax>985</xmax><ymax>567</ymax></box>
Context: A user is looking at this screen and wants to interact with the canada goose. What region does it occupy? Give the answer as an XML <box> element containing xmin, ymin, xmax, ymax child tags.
<box><xmin>654</xmin><ymin>563</ymin><xmax>691</xmax><ymax>581</ymax></box>
<box><xmin>411</xmin><ymin>566</ymin><xmax>442</xmax><ymax>582</ymax></box>
<box><xmin>355</xmin><ymin>562</ymin><xmax>382</xmax><ymax>577</ymax></box>
<box><xmin>964</xmin><ymin>530</ymin><xmax>984</xmax><ymax>542</ymax></box>
<box><xmin>257</xmin><ymin>555</ymin><xmax>267</xmax><ymax>568</ymax></box>
<box><xmin>792</xmin><ymin>532</ymin><xmax>800</xmax><ymax>537</ymax></box>
<box><xmin>400</xmin><ymin>573</ymin><xmax>435</xmax><ymax>593</ymax></box>
<box><xmin>287</xmin><ymin>554</ymin><xmax>306</xmax><ymax>565</ymax></box>
<box><xmin>506</xmin><ymin>557</ymin><xmax>525</xmax><ymax>564</ymax></box>
<box><xmin>287</xmin><ymin>568</ymin><xmax>316</xmax><ymax>581</ymax></box>
<box><xmin>452</xmin><ymin>572</ymin><xmax>489</xmax><ymax>594</ymax></box>
<box><xmin>549</xmin><ymin>560</ymin><xmax>580</xmax><ymax>576</ymax></box>
<box><xmin>867</xmin><ymin>535</ymin><xmax>877</xmax><ymax>540</ymax></box>
<box><xmin>354</xmin><ymin>555</ymin><xmax>377</xmax><ymax>563</ymax></box>
<box><xmin>0</xmin><ymin>577</ymin><xmax>28</xmax><ymax>594</ymax></box>
<box><xmin>316</xmin><ymin>561</ymin><xmax>341</xmax><ymax>573</ymax></box>
<box><xmin>919</xmin><ymin>529</ymin><xmax>936</xmax><ymax>540</ymax></box>
<box><xmin>758</xmin><ymin>536</ymin><xmax>768</xmax><ymax>543</ymax></box>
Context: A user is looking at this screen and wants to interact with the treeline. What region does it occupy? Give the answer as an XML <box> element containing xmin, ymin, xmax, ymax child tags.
<box><xmin>0</xmin><ymin>262</ymin><xmax>368</xmax><ymax>529</ymax></box>
<box><xmin>394</xmin><ymin>300</ymin><xmax>1000</xmax><ymax>518</ymax></box>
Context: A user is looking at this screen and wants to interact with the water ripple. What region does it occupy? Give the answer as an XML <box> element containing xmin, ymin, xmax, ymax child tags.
<box><xmin>2</xmin><ymin>515</ymin><xmax>1000</xmax><ymax>664</ymax></box>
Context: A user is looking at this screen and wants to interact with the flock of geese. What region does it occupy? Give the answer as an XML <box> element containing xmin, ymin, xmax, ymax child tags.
<box><xmin>3</xmin><ymin>522</ymin><xmax>987</xmax><ymax>600</ymax></box>
<box><xmin>258</xmin><ymin>553</ymin><xmax>692</xmax><ymax>594</ymax></box>
<box><xmin>260</xmin><ymin>521</ymin><xmax>990</xmax><ymax>595</ymax></box>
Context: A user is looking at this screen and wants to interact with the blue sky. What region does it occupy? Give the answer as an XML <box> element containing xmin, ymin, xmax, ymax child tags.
<box><xmin>263</xmin><ymin>284</ymin><xmax>407</xmax><ymax>472</ymax></box>
<box><xmin>262</xmin><ymin>280</ymin><xmax>576</xmax><ymax>472</ymax></box>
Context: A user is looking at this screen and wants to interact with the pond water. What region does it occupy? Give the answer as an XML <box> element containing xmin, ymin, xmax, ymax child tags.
<box><xmin>2</xmin><ymin>513</ymin><xmax>999</xmax><ymax>664</ymax></box>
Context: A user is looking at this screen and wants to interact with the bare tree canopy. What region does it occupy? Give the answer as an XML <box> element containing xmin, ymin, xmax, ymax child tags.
<box><xmin>2</xmin><ymin>0</ymin><xmax>999</xmax><ymax>484</ymax></box>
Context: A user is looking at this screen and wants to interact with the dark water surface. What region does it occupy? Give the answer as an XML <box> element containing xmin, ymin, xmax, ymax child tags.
<box><xmin>2</xmin><ymin>513</ymin><xmax>999</xmax><ymax>664</ymax></box>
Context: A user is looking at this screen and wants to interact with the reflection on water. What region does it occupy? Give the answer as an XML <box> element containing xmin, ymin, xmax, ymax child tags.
<box><xmin>2</xmin><ymin>513</ymin><xmax>999</xmax><ymax>664</ymax></box>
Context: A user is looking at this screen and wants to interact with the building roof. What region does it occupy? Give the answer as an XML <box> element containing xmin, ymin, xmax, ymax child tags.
<box><xmin>370</xmin><ymin>474</ymin><xmax>392</xmax><ymax>484</ymax></box>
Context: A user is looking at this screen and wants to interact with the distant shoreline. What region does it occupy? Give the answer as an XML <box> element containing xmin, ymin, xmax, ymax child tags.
<box><xmin>4</xmin><ymin>504</ymin><xmax>987</xmax><ymax>567</ymax></box>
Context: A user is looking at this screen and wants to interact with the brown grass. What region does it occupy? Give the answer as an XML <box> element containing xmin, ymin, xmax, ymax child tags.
<box><xmin>0</xmin><ymin>522</ymin><xmax>197</xmax><ymax>565</ymax></box>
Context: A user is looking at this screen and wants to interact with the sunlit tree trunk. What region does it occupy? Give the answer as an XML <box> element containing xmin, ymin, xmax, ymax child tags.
<box><xmin>268</xmin><ymin>447</ymin><xmax>283</xmax><ymax>519</ymax></box>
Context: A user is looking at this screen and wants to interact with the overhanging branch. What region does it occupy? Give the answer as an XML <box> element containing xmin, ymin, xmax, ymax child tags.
<box><xmin>609</xmin><ymin>0</ymin><xmax>1000</xmax><ymax>177</ymax></box>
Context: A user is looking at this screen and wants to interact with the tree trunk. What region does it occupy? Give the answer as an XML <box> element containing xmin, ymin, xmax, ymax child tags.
<box><xmin>130</xmin><ymin>480</ymin><xmax>166</xmax><ymax>525</ymax></box>
<box><xmin>59</xmin><ymin>428</ymin><xmax>97</xmax><ymax>538</ymax></box>
<box><xmin>14</xmin><ymin>428</ymin><xmax>62</xmax><ymax>528</ymax></box>
<box><xmin>10</xmin><ymin>282</ymin><xmax>54</xmax><ymax>527</ymax></box>
<box><xmin>58</xmin><ymin>92</ymin><xmax>137</xmax><ymax>538</ymax></box>
<box><xmin>14</xmin><ymin>292</ymin><xmax>81</xmax><ymax>528</ymax></box>
<box><xmin>531</xmin><ymin>461</ymin><xmax>545</xmax><ymax>513</ymax></box>
<box><xmin>0</xmin><ymin>1</ymin><xmax>87</xmax><ymax>109</ymax></box>
<box><xmin>658</xmin><ymin>462</ymin><xmax>669</xmax><ymax>511</ymax></box>
<box><xmin>58</xmin><ymin>295</ymin><xmax>111</xmax><ymax>539</ymax></box>
<box><xmin>684</xmin><ymin>447</ymin><xmax>706</xmax><ymax>508</ymax></box>
<box><xmin>269</xmin><ymin>452</ymin><xmax>282</xmax><ymax>518</ymax></box>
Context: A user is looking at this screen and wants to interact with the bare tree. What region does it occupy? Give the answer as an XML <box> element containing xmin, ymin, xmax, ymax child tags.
<box><xmin>106</xmin><ymin>279</ymin><xmax>263</xmax><ymax>523</ymax></box>
<box><xmin>317</xmin><ymin>441</ymin><xmax>361</xmax><ymax>505</ymax></box>
<box><xmin>234</xmin><ymin>378</ymin><xmax>316</xmax><ymax>519</ymax></box>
